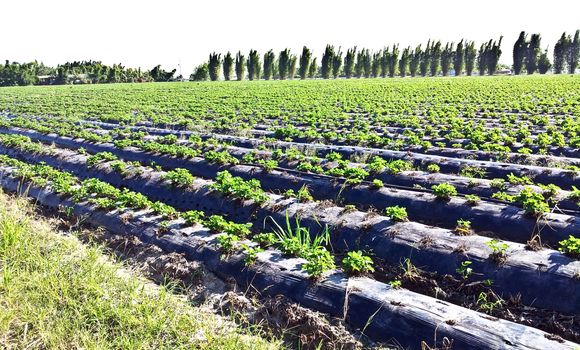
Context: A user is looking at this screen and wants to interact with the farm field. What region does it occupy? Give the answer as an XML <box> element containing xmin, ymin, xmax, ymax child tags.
<box><xmin>0</xmin><ymin>75</ymin><xmax>579</xmax><ymax>349</ymax></box>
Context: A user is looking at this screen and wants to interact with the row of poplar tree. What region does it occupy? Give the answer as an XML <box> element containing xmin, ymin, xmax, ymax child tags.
<box><xmin>192</xmin><ymin>30</ymin><xmax>579</xmax><ymax>81</ymax></box>
<box><xmin>513</xmin><ymin>31</ymin><xmax>579</xmax><ymax>75</ymax></box>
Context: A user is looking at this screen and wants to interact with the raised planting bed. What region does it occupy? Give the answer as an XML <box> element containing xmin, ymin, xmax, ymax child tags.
<box><xmin>0</xmin><ymin>166</ymin><xmax>577</xmax><ymax>349</ymax></box>
<box><xmin>1</xmin><ymin>142</ymin><xmax>578</xmax><ymax>315</ymax></box>
<box><xmin>77</xmin><ymin>120</ymin><xmax>580</xmax><ymax>190</ymax></box>
<box><xmin>2</xmin><ymin>128</ymin><xmax>578</xmax><ymax>247</ymax></box>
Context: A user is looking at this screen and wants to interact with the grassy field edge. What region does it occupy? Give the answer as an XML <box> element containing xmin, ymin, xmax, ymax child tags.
<box><xmin>0</xmin><ymin>190</ymin><xmax>280</xmax><ymax>350</ymax></box>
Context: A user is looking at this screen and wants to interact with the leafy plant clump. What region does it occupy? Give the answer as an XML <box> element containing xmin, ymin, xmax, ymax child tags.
<box><xmin>210</xmin><ymin>170</ymin><xmax>268</xmax><ymax>204</ymax></box>
<box><xmin>558</xmin><ymin>235</ymin><xmax>579</xmax><ymax>259</ymax></box>
<box><xmin>385</xmin><ymin>206</ymin><xmax>408</xmax><ymax>222</ymax></box>
<box><xmin>431</xmin><ymin>183</ymin><xmax>457</xmax><ymax>200</ymax></box>
<box><xmin>163</xmin><ymin>168</ymin><xmax>194</xmax><ymax>187</ymax></box>
<box><xmin>342</xmin><ymin>251</ymin><xmax>374</xmax><ymax>275</ymax></box>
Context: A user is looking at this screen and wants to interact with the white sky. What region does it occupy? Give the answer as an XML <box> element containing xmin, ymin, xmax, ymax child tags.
<box><xmin>2</xmin><ymin>0</ymin><xmax>579</xmax><ymax>77</ymax></box>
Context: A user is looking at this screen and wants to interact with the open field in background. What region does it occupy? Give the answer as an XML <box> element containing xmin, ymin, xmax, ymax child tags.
<box><xmin>0</xmin><ymin>75</ymin><xmax>578</xmax><ymax>349</ymax></box>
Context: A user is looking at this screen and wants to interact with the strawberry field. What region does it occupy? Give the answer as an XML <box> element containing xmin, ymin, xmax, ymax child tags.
<box><xmin>0</xmin><ymin>75</ymin><xmax>578</xmax><ymax>349</ymax></box>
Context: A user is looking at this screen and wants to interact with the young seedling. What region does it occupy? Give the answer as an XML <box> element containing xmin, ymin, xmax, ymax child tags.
<box><xmin>252</xmin><ymin>232</ymin><xmax>276</xmax><ymax>248</ymax></box>
<box><xmin>454</xmin><ymin>219</ymin><xmax>472</xmax><ymax>236</ymax></box>
<box><xmin>476</xmin><ymin>291</ymin><xmax>504</xmax><ymax>314</ymax></box>
<box><xmin>342</xmin><ymin>251</ymin><xmax>375</xmax><ymax>275</ymax></box>
<box><xmin>464</xmin><ymin>194</ymin><xmax>480</xmax><ymax>206</ymax></box>
<box><xmin>486</xmin><ymin>239</ymin><xmax>509</xmax><ymax>264</ymax></box>
<box><xmin>241</xmin><ymin>244</ymin><xmax>264</xmax><ymax>266</ymax></box>
<box><xmin>558</xmin><ymin>235</ymin><xmax>580</xmax><ymax>259</ymax></box>
<box><xmin>163</xmin><ymin>168</ymin><xmax>194</xmax><ymax>188</ymax></box>
<box><xmin>303</xmin><ymin>246</ymin><xmax>335</xmax><ymax>279</ymax></box>
<box><xmin>371</xmin><ymin>179</ymin><xmax>384</xmax><ymax>189</ymax></box>
<box><xmin>456</xmin><ymin>260</ymin><xmax>473</xmax><ymax>280</ymax></box>
<box><xmin>385</xmin><ymin>206</ymin><xmax>408</xmax><ymax>222</ymax></box>
<box><xmin>431</xmin><ymin>183</ymin><xmax>457</xmax><ymax>200</ymax></box>
<box><xmin>217</xmin><ymin>233</ymin><xmax>239</xmax><ymax>254</ymax></box>
<box><xmin>426</xmin><ymin>164</ymin><xmax>440</xmax><ymax>173</ymax></box>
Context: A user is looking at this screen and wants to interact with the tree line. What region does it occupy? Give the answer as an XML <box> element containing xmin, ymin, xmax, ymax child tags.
<box><xmin>191</xmin><ymin>38</ymin><xmax>505</xmax><ymax>81</ymax></box>
<box><xmin>0</xmin><ymin>60</ymin><xmax>178</xmax><ymax>86</ymax></box>
<box><xmin>190</xmin><ymin>30</ymin><xmax>579</xmax><ymax>81</ymax></box>
<box><xmin>1</xmin><ymin>30</ymin><xmax>578</xmax><ymax>86</ymax></box>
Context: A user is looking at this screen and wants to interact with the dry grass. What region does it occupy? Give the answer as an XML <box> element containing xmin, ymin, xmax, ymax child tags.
<box><xmin>0</xmin><ymin>191</ymin><xmax>280</xmax><ymax>350</ymax></box>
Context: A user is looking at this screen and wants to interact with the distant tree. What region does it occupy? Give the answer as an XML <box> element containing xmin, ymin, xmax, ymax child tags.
<box><xmin>308</xmin><ymin>57</ymin><xmax>318</xmax><ymax>78</ymax></box>
<box><xmin>208</xmin><ymin>52</ymin><xmax>221</xmax><ymax>81</ymax></box>
<box><xmin>321</xmin><ymin>45</ymin><xmax>335</xmax><ymax>79</ymax></box>
<box><xmin>440</xmin><ymin>42</ymin><xmax>454</xmax><ymax>76</ymax></box>
<box><xmin>262</xmin><ymin>50</ymin><xmax>275</xmax><ymax>80</ymax></box>
<box><xmin>513</xmin><ymin>31</ymin><xmax>527</xmax><ymax>75</ymax></box>
<box><xmin>247</xmin><ymin>50</ymin><xmax>260</xmax><ymax>80</ymax></box>
<box><xmin>362</xmin><ymin>49</ymin><xmax>372</xmax><ymax>78</ymax></box>
<box><xmin>150</xmin><ymin>65</ymin><xmax>176</xmax><ymax>82</ymax></box>
<box><xmin>355</xmin><ymin>50</ymin><xmax>365</xmax><ymax>78</ymax></box>
<box><xmin>344</xmin><ymin>47</ymin><xmax>356</xmax><ymax>78</ymax></box>
<box><xmin>278</xmin><ymin>48</ymin><xmax>290</xmax><ymax>80</ymax></box>
<box><xmin>190</xmin><ymin>63</ymin><xmax>208</xmax><ymax>81</ymax></box>
<box><xmin>538</xmin><ymin>49</ymin><xmax>552</xmax><ymax>74</ymax></box>
<box><xmin>486</xmin><ymin>37</ymin><xmax>503</xmax><ymax>75</ymax></box>
<box><xmin>371</xmin><ymin>52</ymin><xmax>382</xmax><ymax>77</ymax></box>
<box><xmin>298</xmin><ymin>46</ymin><xmax>312</xmax><ymax>79</ymax></box>
<box><xmin>420</xmin><ymin>40</ymin><xmax>431</xmax><ymax>77</ymax></box>
<box><xmin>453</xmin><ymin>40</ymin><xmax>464</xmax><ymax>76</ymax></box>
<box><xmin>388</xmin><ymin>45</ymin><xmax>399</xmax><ymax>77</ymax></box>
<box><xmin>553</xmin><ymin>33</ymin><xmax>568</xmax><ymax>74</ymax></box>
<box><xmin>380</xmin><ymin>48</ymin><xmax>389</xmax><ymax>78</ymax></box>
<box><xmin>288</xmin><ymin>55</ymin><xmax>297</xmax><ymax>79</ymax></box>
<box><xmin>409</xmin><ymin>45</ymin><xmax>422</xmax><ymax>77</ymax></box>
<box><xmin>429</xmin><ymin>41</ymin><xmax>441</xmax><ymax>76</ymax></box>
<box><xmin>477</xmin><ymin>43</ymin><xmax>487</xmax><ymax>75</ymax></box>
<box><xmin>464</xmin><ymin>41</ymin><xmax>477</xmax><ymax>76</ymax></box>
<box><xmin>235</xmin><ymin>51</ymin><xmax>245</xmax><ymax>81</ymax></box>
<box><xmin>332</xmin><ymin>48</ymin><xmax>342</xmax><ymax>78</ymax></box>
<box><xmin>525</xmin><ymin>34</ymin><xmax>541</xmax><ymax>74</ymax></box>
<box><xmin>567</xmin><ymin>30</ymin><xmax>580</xmax><ymax>74</ymax></box>
<box><xmin>399</xmin><ymin>47</ymin><xmax>410</xmax><ymax>77</ymax></box>
<box><xmin>223</xmin><ymin>52</ymin><xmax>234</xmax><ymax>81</ymax></box>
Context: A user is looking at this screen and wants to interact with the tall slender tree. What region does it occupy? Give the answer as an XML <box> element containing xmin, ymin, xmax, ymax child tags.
<box><xmin>440</xmin><ymin>42</ymin><xmax>454</xmax><ymax>76</ymax></box>
<box><xmin>235</xmin><ymin>51</ymin><xmax>245</xmax><ymax>81</ymax></box>
<box><xmin>288</xmin><ymin>55</ymin><xmax>297</xmax><ymax>79</ymax></box>
<box><xmin>380</xmin><ymin>48</ymin><xmax>389</xmax><ymax>78</ymax></box>
<box><xmin>477</xmin><ymin>43</ymin><xmax>487</xmax><ymax>76</ymax></box>
<box><xmin>321</xmin><ymin>45</ymin><xmax>335</xmax><ymax>79</ymax></box>
<box><xmin>208</xmin><ymin>52</ymin><xmax>221</xmax><ymax>81</ymax></box>
<box><xmin>262</xmin><ymin>50</ymin><xmax>275</xmax><ymax>80</ymax></box>
<box><xmin>553</xmin><ymin>33</ymin><xmax>568</xmax><ymax>74</ymax></box>
<box><xmin>363</xmin><ymin>49</ymin><xmax>372</xmax><ymax>78</ymax></box>
<box><xmin>247</xmin><ymin>50</ymin><xmax>260</xmax><ymax>80</ymax></box>
<box><xmin>298</xmin><ymin>46</ymin><xmax>312</xmax><ymax>79</ymax></box>
<box><xmin>278</xmin><ymin>49</ymin><xmax>290</xmax><ymax>80</ymax></box>
<box><xmin>409</xmin><ymin>45</ymin><xmax>422</xmax><ymax>77</ymax></box>
<box><xmin>486</xmin><ymin>37</ymin><xmax>503</xmax><ymax>75</ymax></box>
<box><xmin>420</xmin><ymin>40</ymin><xmax>431</xmax><ymax>77</ymax></box>
<box><xmin>308</xmin><ymin>58</ymin><xmax>318</xmax><ymax>78</ymax></box>
<box><xmin>399</xmin><ymin>47</ymin><xmax>410</xmax><ymax>77</ymax></box>
<box><xmin>525</xmin><ymin>34</ymin><xmax>541</xmax><ymax>74</ymax></box>
<box><xmin>429</xmin><ymin>41</ymin><xmax>442</xmax><ymax>76</ymax></box>
<box><xmin>344</xmin><ymin>47</ymin><xmax>356</xmax><ymax>78</ymax></box>
<box><xmin>388</xmin><ymin>45</ymin><xmax>399</xmax><ymax>77</ymax></box>
<box><xmin>513</xmin><ymin>32</ymin><xmax>527</xmax><ymax>75</ymax></box>
<box><xmin>222</xmin><ymin>52</ymin><xmax>234</xmax><ymax>81</ymax></box>
<box><xmin>332</xmin><ymin>48</ymin><xmax>343</xmax><ymax>78</ymax></box>
<box><xmin>355</xmin><ymin>50</ymin><xmax>365</xmax><ymax>78</ymax></box>
<box><xmin>567</xmin><ymin>30</ymin><xmax>580</xmax><ymax>74</ymax></box>
<box><xmin>464</xmin><ymin>41</ymin><xmax>477</xmax><ymax>76</ymax></box>
<box><xmin>453</xmin><ymin>40</ymin><xmax>464</xmax><ymax>76</ymax></box>
<box><xmin>371</xmin><ymin>52</ymin><xmax>382</xmax><ymax>77</ymax></box>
